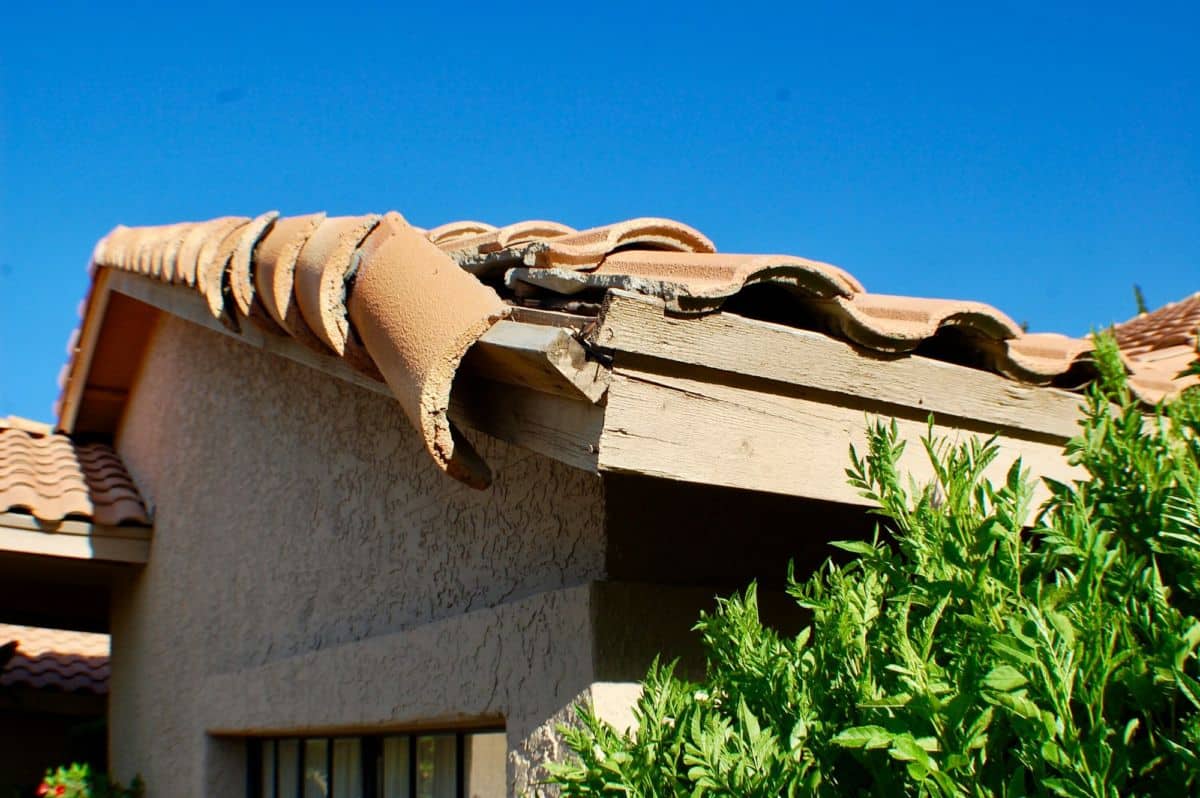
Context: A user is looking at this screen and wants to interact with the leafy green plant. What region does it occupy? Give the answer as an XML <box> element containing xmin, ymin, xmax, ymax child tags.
<box><xmin>37</xmin><ymin>764</ymin><xmax>143</xmax><ymax>798</ymax></box>
<box><xmin>549</xmin><ymin>335</ymin><xmax>1200</xmax><ymax>797</ymax></box>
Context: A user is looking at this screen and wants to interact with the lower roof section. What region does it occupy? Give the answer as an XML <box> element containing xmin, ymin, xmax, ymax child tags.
<box><xmin>0</xmin><ymin>622</ymin><xmax>109</xmax><ymax>695</ymax></box>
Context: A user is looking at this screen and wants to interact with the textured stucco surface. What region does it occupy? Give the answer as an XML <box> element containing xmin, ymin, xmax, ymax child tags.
<box><xmin>109</xmin><ymin>315</ymin><xmax>607</xmax><ymax>796</ymax></box>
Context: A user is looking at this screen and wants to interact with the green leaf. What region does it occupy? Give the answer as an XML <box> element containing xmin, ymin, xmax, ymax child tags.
<box><xmin>983</xmin><ymin>665</ymin><xmax>1029</xmax><ymax>692</ymax></box>
<box><xmin>831</xmin><ymin>725</ymin><xmax>893</xmax><ymax>750</ymax></box>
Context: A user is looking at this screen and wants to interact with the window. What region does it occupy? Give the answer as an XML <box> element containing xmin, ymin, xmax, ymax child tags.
<box><xmin>249</xmin><ymin>730</ymin><xmax>505</xmax><ymax>798</ymax></box>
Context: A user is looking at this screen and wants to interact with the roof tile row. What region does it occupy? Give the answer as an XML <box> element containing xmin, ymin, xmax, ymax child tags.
<box><xmin>1114</xmin><ymin>293</ymin><xmax>1200</xmax><ymax>391</ymax></box>
<box><xmin>74</xmin><ymin>211</ymin><xmax>1195</xmax><ymax>485</ymax></box>
<box><xmin>0</xmin><ymin>425</ymin><xmax>149</xmax><ymax>526</ymax></box>
<box><xmin>0</xmin><ymin>623</ymin><xmax>109</xmax><ymax>694</ymax></box>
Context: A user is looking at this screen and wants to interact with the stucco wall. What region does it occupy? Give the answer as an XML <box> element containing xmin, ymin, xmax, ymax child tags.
<box><xmin>109</xmin><ymin>315</ymin><xmax>607</xmax><ymax>796</ymax></box>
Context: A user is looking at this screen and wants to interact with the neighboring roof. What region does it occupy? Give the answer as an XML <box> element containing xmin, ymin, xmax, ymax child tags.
<box><xmin>0</xmin><ymin>622</ymin><xmax>109</xmax><ymax>694</ymax></box>
<box><xmin>66</xmin><ymin>211</ymin><xmax>1193</xmax><ymax>486</ymax></box>
<box><xmin>1115</xmin><ymin>292</ymin><xmax>1200</xmax><ymax>391</ymax></box>
<box><xmin>0</xmin><ymin>421</ymin><xmax>149</xmax><ymax>526</ymax></box>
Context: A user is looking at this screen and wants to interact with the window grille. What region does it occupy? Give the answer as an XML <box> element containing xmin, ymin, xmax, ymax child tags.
<box><xmin>248</xmin><ymin>729</ymin><xmax>505</xmax><ymax>798</ymax></box>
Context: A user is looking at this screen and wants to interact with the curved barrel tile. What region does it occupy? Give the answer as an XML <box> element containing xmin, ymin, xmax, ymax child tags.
<box><xmin>821</xmin><ymin>294</ymin><xmax>1023</xmax><ymax>354</ymax></box>
<box><xmin>293</xmin><ymin>214</ymin><xmax>381</xmax><ymax>354</ymax></box>
<box><xmin>187</xmin><ymin>217</ymin><xmax>250</xmax><ymax>291</ymax></box>
<box><xmin>440</xmin><ymin>220</ymin><xmax>577</xmax><ymax>260</ymax></box>
<box><xmin>509</xmin><ymin>251</ymin><xmax>864</xmax><ymax>312</ymax></box>
<box><xmin>150</xmin><ymin>223</ymin><xmax>195</xmax><ymax>283</ymax></box>
<box><xmin>227</xmin><ymin>211</ymin><xmax>281</xmax><ymax>329</ymax></box>
<box><xmin>426</xmin><ymin>220</ymin><xmax>497</xmax><ymax>246</ymax></box>
<box><xmin>254</xmin><ymin>212</ymin><xmax>327</xmax><ymax>343</ymax></box>
<box><xmin>172</xmin><ymin>223</ymin><xmax>213</xmax><ymax>285</ymax></box>
<box><xmin>534</xmin><ymin>217</ymin><xmax>716</xmax><ymax>269</ymax></box>
<box><xmin>998</xmin><ymin>333</ymin><xmax>1095</xmax><ymax>385</ymax></box>
<box><xmin>347</xmin><ymin>214</ymin><xmax>510</xmax><ymax>489</ymax></box>
<box><xmin>196</xmin><ymin>220</ymin><xmax>254</xmax><ymax>321</ymax></box>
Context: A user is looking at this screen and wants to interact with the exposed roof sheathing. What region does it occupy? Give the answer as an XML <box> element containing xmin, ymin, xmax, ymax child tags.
<box><xmin>0</xmin><ymin>623</ymin><xmax>109</xmax><ymax>694</ymax></box>
<box><xmin>0</xmin><ymin>423</ymin><xmax>149</xmax><ymax>526</ymax></box>
<box><xmin>70</xmin><ymin>210</ymin><xmax>1194</xmax><ymax>487</ymax></box>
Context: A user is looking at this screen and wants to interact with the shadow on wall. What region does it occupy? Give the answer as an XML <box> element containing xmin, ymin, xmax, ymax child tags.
<box><xmin>0</xmin><ymin>697</ymin><xmax>106</xmax><ymax>798</ymax></box>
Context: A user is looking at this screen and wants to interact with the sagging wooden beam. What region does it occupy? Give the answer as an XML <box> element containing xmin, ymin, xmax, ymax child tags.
<box><xmin>592</xmin><ymin>291</ymin><xmax>1083</xmax><ymax>441</ymax></box>
<box><xmin>598</xmin><ymin>362</ymin><xmax>1081</xmax><ymax>507</ymax></box>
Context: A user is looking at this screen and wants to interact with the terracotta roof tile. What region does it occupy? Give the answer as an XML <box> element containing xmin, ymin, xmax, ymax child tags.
<box><xmin>347</xmin><ymin>214</ymin><xmax>509</xmax><ymax>487</ymax></box>
<box><xmin>0</xmin><ymin>423</ymin><xmax>149</xmax><ymax>526</ymax></box>
<box><xmin>426</xmin><ymin>220</ymin><xmax>499</xmax><ymax>245</ymax></box>
<box><xmin>1115</xmin><ymin>293</ymin><xmax>1200</xmax><ymax>356</ymax></box>
<box><xmin>253</xmin><ymin>212</ymin><xmax>327</xmax><ymax>343</ymax></box>
<box><xmin>76</xmin><ymin>209</ymin><xmax>1195</xmax><ymax>487</ymax></box>
<box><xmin>293</xmin><ymin>214</ymin><xmax>382</xmax><ymax>357</ymax></box>
<box><xmin>1114</xmin><ymin>293</ymin><xmax>1200</xmax><ymax>398</ymax></box>
<box><xmin>507</xmin><ymin>250</ymin><xmax>864</xmax><ymax>311</ymax></box>
<box><xmin>0</xmin><ymin>623</ymin><xmax>109</xmax><ymax>694</ymax></box>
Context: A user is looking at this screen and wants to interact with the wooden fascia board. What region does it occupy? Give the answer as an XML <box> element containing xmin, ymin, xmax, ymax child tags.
<box><xmin>591</xmin><ymin>291</ymin><xmax>1084</xmax><ymax>505</ymax></box>
<box><xmin>0</xmin><ymin>512</ymin><xmax>150</xmax><ymax>564</ymax></box>
<box><xmin>598</xmin><ymin>363</ymin><xmax>1082</xmax><ymax>507</ymax></box>
<box><xmin>102</xmin><ymin>270</ymin><xmax>607</xmax><ymax>472</ymax></box>
<box><xmin>58</xmin><ymin>268</ymin><xmax>114</xmax><ymax>433</ymax></box>
<box><xmin>591</xmin><ymin>290</ymin><xmax>1084</xmax><ymax>441</ymax></box>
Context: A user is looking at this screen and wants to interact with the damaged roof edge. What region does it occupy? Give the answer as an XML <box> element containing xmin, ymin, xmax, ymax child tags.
<box><xmin>60</xmin><ymin>209</ymin><xmax>1196</xmax><ymax>491</ymax></box>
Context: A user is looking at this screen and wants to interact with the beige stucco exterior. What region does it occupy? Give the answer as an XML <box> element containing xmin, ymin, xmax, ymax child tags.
<box><xmin>106</xmin><ymin>313</ymin><xmax>855</xmax><ymax>797</ymax></box>
<box><xmin>110</xmin><ymin>315</ymin><xmax>617</xmax><ymax>796</ymax></box>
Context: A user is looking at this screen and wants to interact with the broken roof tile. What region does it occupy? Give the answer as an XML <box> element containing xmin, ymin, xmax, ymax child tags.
<box><xmin>825</xmin><ymin>294</ymin><xmax>1023</xmax><ymax>354</ymax></box>
<box><xmin>0</xmin><ymin>423</ymin><xmax>149</xmax><ymax>526</ymax></box>
<box><xmin>508</xmin><ymin>250</ymin><xmax>865</xmax><ymax>312</ymax></box>
<box><xmin>347</xmin><ymin>214</ymin><xmax>510</xmax><ymax>488</ymax></box>
<box><xmin>78</xmin><ymin>208</ymin><xmax>1196</xmax><ymax>489</ymax></box>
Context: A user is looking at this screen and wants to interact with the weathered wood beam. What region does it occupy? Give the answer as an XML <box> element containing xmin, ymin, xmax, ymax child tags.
<box><xmin>450</xmin><ymin>379</ymin><xmax>603</xmax><ymax>473</ymax></box>
<box><xmin>0</xmin><ymin>512</ymin><xmax>150</xmax><ymax>563</ymax></box>
<box><xmin>592</xmin><ymin>291</ymin><xmax>1083</xmax><ymax>441</ymax></box>
<box><xmin>464</xmin><ymin>322</ymin><xmax>609</xmax><ymax>403</ymax></box>
<box><xmin>598</xmin><ymin>363</ymin><xmax>1081</xmax><ymax>507</ymax></box>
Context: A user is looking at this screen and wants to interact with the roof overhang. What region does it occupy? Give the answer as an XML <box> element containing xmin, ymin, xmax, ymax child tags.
<box><xmin>590</xmin><ymin>291</ymin><xmax>1084</xmax><ymax>506</ymax></box>
<box><xmin>0</xmin><ymin>511</ymin><xmax>149</xmax><ymax>564</ymax></box>
<box><xmin>64</xmin><ymin>267</ymin><xmax>1086</xmax><ymax>508</ymax></box>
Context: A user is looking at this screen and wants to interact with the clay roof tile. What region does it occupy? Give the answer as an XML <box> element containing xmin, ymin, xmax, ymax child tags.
<box><xmin>77</xmin><ymin>208</ymin><xmax>1197</xmax><ymax>489</ymax></box>
<box><xmin>0</xmin><ymin>424</ymin><xmax>149</xmax><ymax>526</ymax></box>
<box><xmin>0</xmin><ymin>623</ymin><xmax>109</xmax><ymax>694</ymax></box>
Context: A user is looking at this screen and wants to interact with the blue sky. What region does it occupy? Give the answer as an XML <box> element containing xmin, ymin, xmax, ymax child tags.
<box><xmin>1</xmin><ymin>2</ymin><xmax>1196</xmax><ymax>422</ymax></box>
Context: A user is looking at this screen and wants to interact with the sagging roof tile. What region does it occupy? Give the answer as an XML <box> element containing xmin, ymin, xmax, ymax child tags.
<box><xmin>0</xmin><ymin>623</ymin><xmax>109</xmax><ymax>694</ymax></box>
<box><xmin>0</xmin><ymin>423</ymin><xmax>149</xmax><ymax>526</ymax></box>
<box><xmin>507</xmin><ymin>250</ymin><xmax>864</xmax><ymax>311</ymax></box>
<box><xmin>75</xmin><ymin>209</ymin><xmax>1195</xmax><ymax>488</ymax></box>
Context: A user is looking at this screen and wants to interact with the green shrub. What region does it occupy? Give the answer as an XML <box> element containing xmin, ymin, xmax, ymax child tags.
<box><xmin>36</xmin><ymin>764</ymin><xmax>143</xmax><ymax>798</ymax></box>
<box><xmin>549</xmin><ymin>335</ymin><xmax>1200</xmax><ymax>797</ymax></box>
